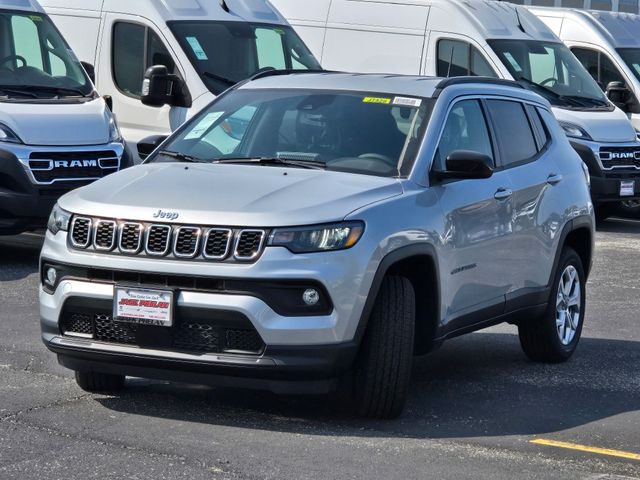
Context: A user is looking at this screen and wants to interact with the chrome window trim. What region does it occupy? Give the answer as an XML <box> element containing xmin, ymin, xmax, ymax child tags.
<box><xmin>145</xmin><ymin>224</ymin><xmax>172</xmax><ymax>257</ymax></box>
<box><xmin>93</xmin><ymin>220</ymin><xmax>117</xmax><ymax>251</ymax></box>
<box><xmin>173</xmin><ymin>226</ymin><xmax>202</xmax><ymax>259</ymax></box>
<box><xmin>118</xmin><ymin>222</ymin><xmax>144</xmax><ymax>254</ymax></box>
<box><xmin>202</xmin><ymin>228</ymin><xmax>233</xmax><ymax>260</ymax></box>
<box><xmin>234</xmin><ymin>229</ymin><xmax>266</xmax><ymax>261</ymax></box>
<box><xmin>70</xmin><ymin>216</ymin><xmax>93</xmax><ymax>249</ymax></box>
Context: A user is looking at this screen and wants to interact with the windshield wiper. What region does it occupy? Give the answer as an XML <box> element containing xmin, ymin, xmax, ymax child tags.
<box><xmin>557</xmin><ymin>95</ymin><xmax>611</xmax><ymax>109</ymax></box>
<box><xmin>202</xmin><ymin>71</ymin><xmax>237</xmax><ymax>87</ymax></box>
<box><xmin>0</xmin><ymin>87</ymin><xmax>39</xmax><ymax>99</ymax></box>
<box><xmin>157</xmin><ymin>150</ymin><xmax>204</xmax><ymax>163</ymax></box>
<box><xmin>10</xmin><ymin>85</ymin><xmax>87</xmax><ymax>97</ymax></box>
<box><xmin>212</xmin><ymin>157</ymin><xmax>326</xmax><ymax>170</ymax></box>
<box><xmin>516</xmin><ymin>77</ymin><xmax>593</xmax><ymax>108</ymax></box>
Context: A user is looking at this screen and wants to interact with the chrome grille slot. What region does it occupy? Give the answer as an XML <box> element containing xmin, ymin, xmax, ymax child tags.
<box><xmin>173</xmin><ymin>227</ymin><xmax>201</xmax><ymax>258</ymax></box>
<box><xmin>235</xmin><ymin>230</ymin><xmax>266</xmax><ymax>260</ymax></box>
<box><xmin>70</xmin><ymin>217</ymin><xmax>92</xmax><ymax>248</ymax></box>
<box><xmin>203</xmin><ymin>228</ymin><xmax>232</xmax><ymax>259</ymax></box>
<box><xmin>119</xmin><ymin>223</ymin><xmax>143</xmax><ymax>253</ymax></box>
<box><xmin>94</xmin><ymin>220</ymin><xmax>117</xmax><ymax>251</ymax></box>
<box><xmin>146</xmin><ymin>225</ymin><xmax>172</xmax><ymax>256</ymax></box>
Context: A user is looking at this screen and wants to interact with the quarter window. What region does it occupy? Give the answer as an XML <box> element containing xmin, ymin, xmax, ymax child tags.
<box><xmin>112</xmin><ymin>22</ymin><xmax>176</xmax><ymax>97</ymax></box>
<box><xmin>436</xmin><ymin>100</ymin><xmax>494</xmax><ymax>169</ymax></box>
<box><xmin>437</xmin><ymin>40</ymin><xmax>498</xmax><ymax>78</ymax></box>
<box><xmin>486</xmin><ymin>100</ymin><xmax>538</xmax><ymax>167</ymax></box>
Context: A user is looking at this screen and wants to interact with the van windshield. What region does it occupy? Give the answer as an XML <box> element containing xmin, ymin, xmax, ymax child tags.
<box><xmin>489</xmin><ymin>40</ymin><xmax>611</xmax><ymax>110</ymax></box>
<box><xmin>617</xmin><ymin>49</ymin><xmax>640</xmax><ymax>83</ymax></box>
<box><xmin>154</xmin><ymin>88</ymin><xmax>431</xmax><ymax>178</ymax></box>
<box><xmin>0</xmin><ymin>11</ymin><xmax>92</xmax><ymax>100</ymax></box>
<box><xmin>169</xmin><ymin>22</ymin><xmax>321</xmax><ymax>95</ymax></box>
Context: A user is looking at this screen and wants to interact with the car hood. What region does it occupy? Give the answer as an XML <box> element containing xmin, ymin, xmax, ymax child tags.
<box><xmin>0</xmin><ymin>97</ymin><xmax>111</xmax><ymax>146</ymax></box>
<box><xmin>59</xmin><ymin>163</ymin><xmax>404</xmax><ymax>226</ymax></box>
<box><xmin>552</xmin><ymin>106</ymin><xmax>637</xmax><ymax>143</ymax></box>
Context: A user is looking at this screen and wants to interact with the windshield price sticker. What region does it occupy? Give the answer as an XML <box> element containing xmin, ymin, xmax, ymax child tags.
<box><xmin>504</xmin><ymin>52</ymin><xmax>523</xmax><ymax>73</ymax></box>
<box><xmin>184</xmin><ymin>111</ymin><xmax>224</xmax><ymax>139</ymax></box>
<box><xmin>363</xmin><ymin>96</ymin><xmax>392</xmax><ymax>104</ymax></box>
<box><xmin>393</xmin><ymin>96</ymin><xmax>422</xmax><ymax>108</ymax></box>
<box><xmin>620</xmin><ymin>180</ymin><xmax>635</xmax><ymax>197</ymax></box>
<box><xmin>186</xmin><ymin>36</ymin><xmax>208</xmax><ymax>61</ymax></box>
<box><xmin>114</xmin><ymin>288</ymin><xmax>174</xmax><ymax>327</ymax></box>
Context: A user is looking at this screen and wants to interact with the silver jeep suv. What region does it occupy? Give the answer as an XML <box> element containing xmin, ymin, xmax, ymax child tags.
<box><xmin>40</xmin><ymin>72</ymin><xmax>595</xmax><ymax>418</ymax></box>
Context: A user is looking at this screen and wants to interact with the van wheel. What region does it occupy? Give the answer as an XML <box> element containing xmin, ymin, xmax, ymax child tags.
<box><xmin>75</xmin><ymin>371</ymin><xmax>125</xmax><ymax>393</ymax></box>
<box><xmin>518</xmin><ymin>248</ymin><xmax>586</xmax><ymax>363</ymax></box>
<box><xmin>353</xmin><ymin>276</ymin><xmax>415</xmax><ymax>419</ymax></box>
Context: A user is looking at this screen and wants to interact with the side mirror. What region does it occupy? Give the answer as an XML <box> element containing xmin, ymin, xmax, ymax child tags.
<box><xmin>137</xmin><ymin>135</ymin><xmax>168</xmax><ymax>161</ymax></box>
<box><xmin>434</xmin><ymin>150</ymin><xmax>494</xmax><ymax>181</ymax></box>
<box><xmin>81</xmin><ymin>61</ymin><xmax>95</xmax><ymax>84</ymax></box>
<box><xmin>141</xmin><ymin>65</ymin><xmax>191</xmax><ymax>108</ymax></box>
<box><xmin>606</xmin><ymin>81</ymin><xmax>631</xmax><ymax>110</ymax></box>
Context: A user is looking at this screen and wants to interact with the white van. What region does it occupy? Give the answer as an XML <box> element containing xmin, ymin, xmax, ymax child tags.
<box><xmin>529</xmin><ymin>7</ymin><xmax>640</xmax><ymax>130</ymax></box>
<box><xmin>0</xmin><ymin>0</ymin><xmax>130</xmax><ymax>235</ymax></box>
<box><xmin>271</xmin><ymin>0</ymin><xmax>640</xmax><ymax>217</ymax></box>
<box><xmin>40</xmin><ymin>0</ymin><xmax>321</xmax><ymax>161</ymax></box>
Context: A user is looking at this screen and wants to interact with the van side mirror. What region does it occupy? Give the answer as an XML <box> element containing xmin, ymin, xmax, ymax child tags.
<box><xmin>606</xmin><ymin>81</ymin><xmax>631</xmax><ymax>110</ymax></box>
<box><xmin>141</xmin><ymin>65</ymin><xmax>191</xmax><ymax>108</ymax></box>
<box><xmin>433</xmin><ymin>150</ymin><xmax>494</xmax><ymax>181</ymax></box>
<box><xmin>138</xmin><ymin>135</ymin><xmax>168</xmax><ymax>161</ymax></box>
<box><xmin>81</xmin><ymin>61</ymin><xmax>95</xmax><ymax>84</ymax></box>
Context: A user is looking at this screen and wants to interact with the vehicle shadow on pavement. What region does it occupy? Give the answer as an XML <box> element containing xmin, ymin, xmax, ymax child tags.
<box><xmin>597</xmin><ymin>216</ymin><xmax>640</xmax><ymax>233</ymax></box>
<box><xmin>94</xmin><ymin>332</ymin><xmax>640</xmax><ymax>439</ymax></box>
<box><xmin>0</xmin><ymin>235</ymin><xmax>42</xmax><ymax>282</ymax></box>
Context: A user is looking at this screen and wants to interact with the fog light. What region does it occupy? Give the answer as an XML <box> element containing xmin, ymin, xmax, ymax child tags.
<box><xmin>45</xmin><ymin>267</ymin><xmax>57</xmax><ymax>287</ymax></box>
<box><xmin>302</xmin><ymin>288</ymin><xmax>320</xmax><ymax>306</ymax></box>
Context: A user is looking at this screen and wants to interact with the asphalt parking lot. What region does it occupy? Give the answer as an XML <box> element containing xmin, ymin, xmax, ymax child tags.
<box><xmin>0</xmin><ymin>220</ymin><xmax>639</xmax><ymax>480</ymax></box>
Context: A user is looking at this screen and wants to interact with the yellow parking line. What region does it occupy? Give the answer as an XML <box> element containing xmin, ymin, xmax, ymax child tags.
<box><xmin>530</xmin><ymin>439</ymin><xmax>640</xmax><ymax>461</ymax></box>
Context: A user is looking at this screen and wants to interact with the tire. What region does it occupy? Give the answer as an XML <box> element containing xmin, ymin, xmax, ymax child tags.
<box><xmin>353</xmin><ymin>276</ymin><xmax>415</xmax><ymax>419</ymax></box>
<box><xmin>518</xmin><ymin>247</ymin><xmax>586</xmax><ymax>363</ymax></box>
<box><xmin>75</xmin><ymin>371</ymin><xmax>125</xmax><ymax>393</ymax></box>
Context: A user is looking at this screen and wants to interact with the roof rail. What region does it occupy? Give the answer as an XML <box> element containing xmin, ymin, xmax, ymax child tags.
<box><xmin>433</xmin><ymin>76</ymin><xmax>525</xmax><ymax>97</ymax></box>
<box><xmin>249</xmin><ymin>68</ymin><xmax>332</xmax><ymax>82</ymax></box>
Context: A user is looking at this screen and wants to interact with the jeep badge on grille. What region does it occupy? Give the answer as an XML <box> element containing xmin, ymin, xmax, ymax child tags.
<box><xmin>153</xmin><ymin>209</ymin><xmax>180</xmax><ymax>221</ymax></box>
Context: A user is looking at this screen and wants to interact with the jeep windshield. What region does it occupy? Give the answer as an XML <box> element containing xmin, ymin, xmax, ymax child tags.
<box><xmin>154</xmin><ymin>88</ymin><xmax>431</xmax><ymax>177</ymax></box>
<box><xmin>0</xmin><ymin>11</ymin><xmax>93</xmax><ymax>100</ymax></box>
<box><xmin>489</xmin><ymin>40</ymin><xmax>611</xmax><ymax>111</ymax></box>
<box><xmin>168</xmin><ymin>21</ymin><xmax>321</xmax><ymax>95</ymax></box>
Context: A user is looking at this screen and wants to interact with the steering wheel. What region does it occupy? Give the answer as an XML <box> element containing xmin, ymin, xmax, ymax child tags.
<box><xmin>358</xmin><ymin>153</ymin><xmax>397</xmax><ymax>167</ymax></box>
<box><xmin>0</xmin><ymin>55</ymin><xmax>26</xmax><ymax>69</ymax></box>
<box><xmin>539</xmin><ymin>77</ymin><xmax>558</xmax><ymax>88</ymax></box>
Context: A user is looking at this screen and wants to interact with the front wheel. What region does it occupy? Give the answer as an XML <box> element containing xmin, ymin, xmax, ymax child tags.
<box><xmin>518</xmin><ymin>247</ymin><xmax>586</xmax><ymax>363</ymax></box>
<box><xmin>352</xmin><ymin>276</ymin><xmax>415</xmax><ymax>419</ymax></box>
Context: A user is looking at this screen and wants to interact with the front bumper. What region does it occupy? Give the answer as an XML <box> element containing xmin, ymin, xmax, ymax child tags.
<box><xmin>570</xmin><ymin>139</ymin><xmax>640</xmax><ymax>203</ymax></box>
<box><xmin>0</xmin><ymin>142</ymin><xmax>130</xmax><ymax>234</ymax></box>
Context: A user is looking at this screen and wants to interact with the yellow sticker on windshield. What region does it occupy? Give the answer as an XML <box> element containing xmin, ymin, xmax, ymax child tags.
<box><xmin>30</xmin><ymin>15</ymin><xmax>43</xmax><ymax>22</ymax></box>
<box><xmin>363</xmin><ymin>97</ymin><xmax>392</xmax><ymax>104</ymax></box>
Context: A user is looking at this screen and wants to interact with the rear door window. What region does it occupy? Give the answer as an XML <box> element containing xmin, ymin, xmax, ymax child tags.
<box><xmin>486</xmin><ymin>100</ymin><xmax>538</xmax><ymax>167</ymax></box>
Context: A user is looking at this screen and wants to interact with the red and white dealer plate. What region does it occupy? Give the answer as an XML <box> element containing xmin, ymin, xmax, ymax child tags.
<box><xmin>113</xmin><ymin>287</ymin><xmax>174</xmax><ymax>327</ymax></box>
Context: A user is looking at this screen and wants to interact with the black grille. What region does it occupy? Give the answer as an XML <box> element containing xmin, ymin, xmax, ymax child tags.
<box><xmin>235</xmin><ymin>230</ymin><xmax>265</xmax><ymax>259</ymax></box>
<box><xmin>28</xmin><ymin>151</ymin><xmax>119</xmax><ymax>183</ymax></box>
<box><xmin>119</xmin><ymin>223</ymin><xmax>143</xmax><ymax>253</ymax></box>
<box><xmin>62</xmin><ymin>313</ymin><xmax>93</xmax><ymax>336</ymax></box>
<box><xmin>600</xmin><ymin>148</ymin><xmax>640</xmax><ymax>169</ymax></box>
<box><xmin>146</xmin><ymin>225</ymin><xmax>171</xmax><ymax>255</ymax></box>
<box><xmin>94</xmin><ymin>313</ymin><xmax>138</xmax><ymax>345</ymax></box>
<box><xmin>71</xmin><ymin>217</ymin><xmax>91</xmax><ymax>247</ymax></box>
<box><xmin>204</xmin><ymin>229</ymin><xmax>231</xmax><ymax>259</ymax></box>
<box><xmin>174</xmin><ymin>227</ymin><xmax>200</xmax><ymax>257</ymax></box>
<box><xmin>95</xmin><ymin>221</ymin><xmax>116</xmax><ymax>250</ymax></box>
<box><xmin>61</xmin><ymin>310</ymin><xmax>264</xmax><ymax>355</ymax></box>
<box><xmin>30</xmin><ymin>150</ymin><xmax>119</xmax><ymax>161</ymax></box>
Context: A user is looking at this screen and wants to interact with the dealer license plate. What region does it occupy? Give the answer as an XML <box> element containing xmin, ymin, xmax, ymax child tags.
<box><xmin>113</xmin><ymin>287</ymin><xmax>174</xmax><ymax>327</ymax></box>
<box><xmin>620</xmin><ymin>180</ymin><xmax>635</xmax><ymax>197</ymax></box>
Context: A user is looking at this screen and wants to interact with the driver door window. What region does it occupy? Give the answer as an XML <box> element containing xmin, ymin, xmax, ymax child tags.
<box><xmin>571</xmin><ymin>47</ymin><xmax>625</xmax><ymax>88</ymax></box>
<box><xmin>436</xmin><ymin>100</ymin><xmax>494</xmax><ymax>169</ymax></box>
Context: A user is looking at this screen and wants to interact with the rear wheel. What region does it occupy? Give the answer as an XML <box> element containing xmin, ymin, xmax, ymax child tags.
<box><xmin>518</xmin><ymin>247</ymin><xmax>586</xmax><ymax>363</ymax></box>
<box><xmin>353</xmin><ymin>276</ymin><xmax>415</xmax><ymax>419</ymax></box>
<box><xmin>75</xmin><ymin>371</ymin><xmax>125</xmax><ymax>393</ymax></box>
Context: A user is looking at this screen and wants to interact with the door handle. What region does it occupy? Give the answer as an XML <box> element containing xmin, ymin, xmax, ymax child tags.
<box><xmin>494</xmin><ymin>188</ymin><xmax>513</xmax><ymax>201</ymax></box>
<box><xmin>547</xmin><ymin>173</ymin><xmax>563</xmax><ymax>185</ymax></box>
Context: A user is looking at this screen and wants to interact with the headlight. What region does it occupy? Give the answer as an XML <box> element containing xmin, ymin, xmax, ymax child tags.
<box><xmin>0</xmin><ymin>123</ymin><xmax>22</xmax><ymax>143</ymax></box>
<box><xmin>559</xmin><ymin>122</ymin><xmax>592</xmax><ymax>141</ymax></box>
<box><xmin>108</xmin><ymin>115</ymin><xmax>123</xmax><ymax>143</ymax></box>
<box><xmin>269</xmin><ymin>221</ymin><xmax>365</xmax><ymax>253</ymax></box>
<box><xmin>47</xmin><ymin>204</ymin><xmax>72</xmax><ymax>235</ymax></box>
